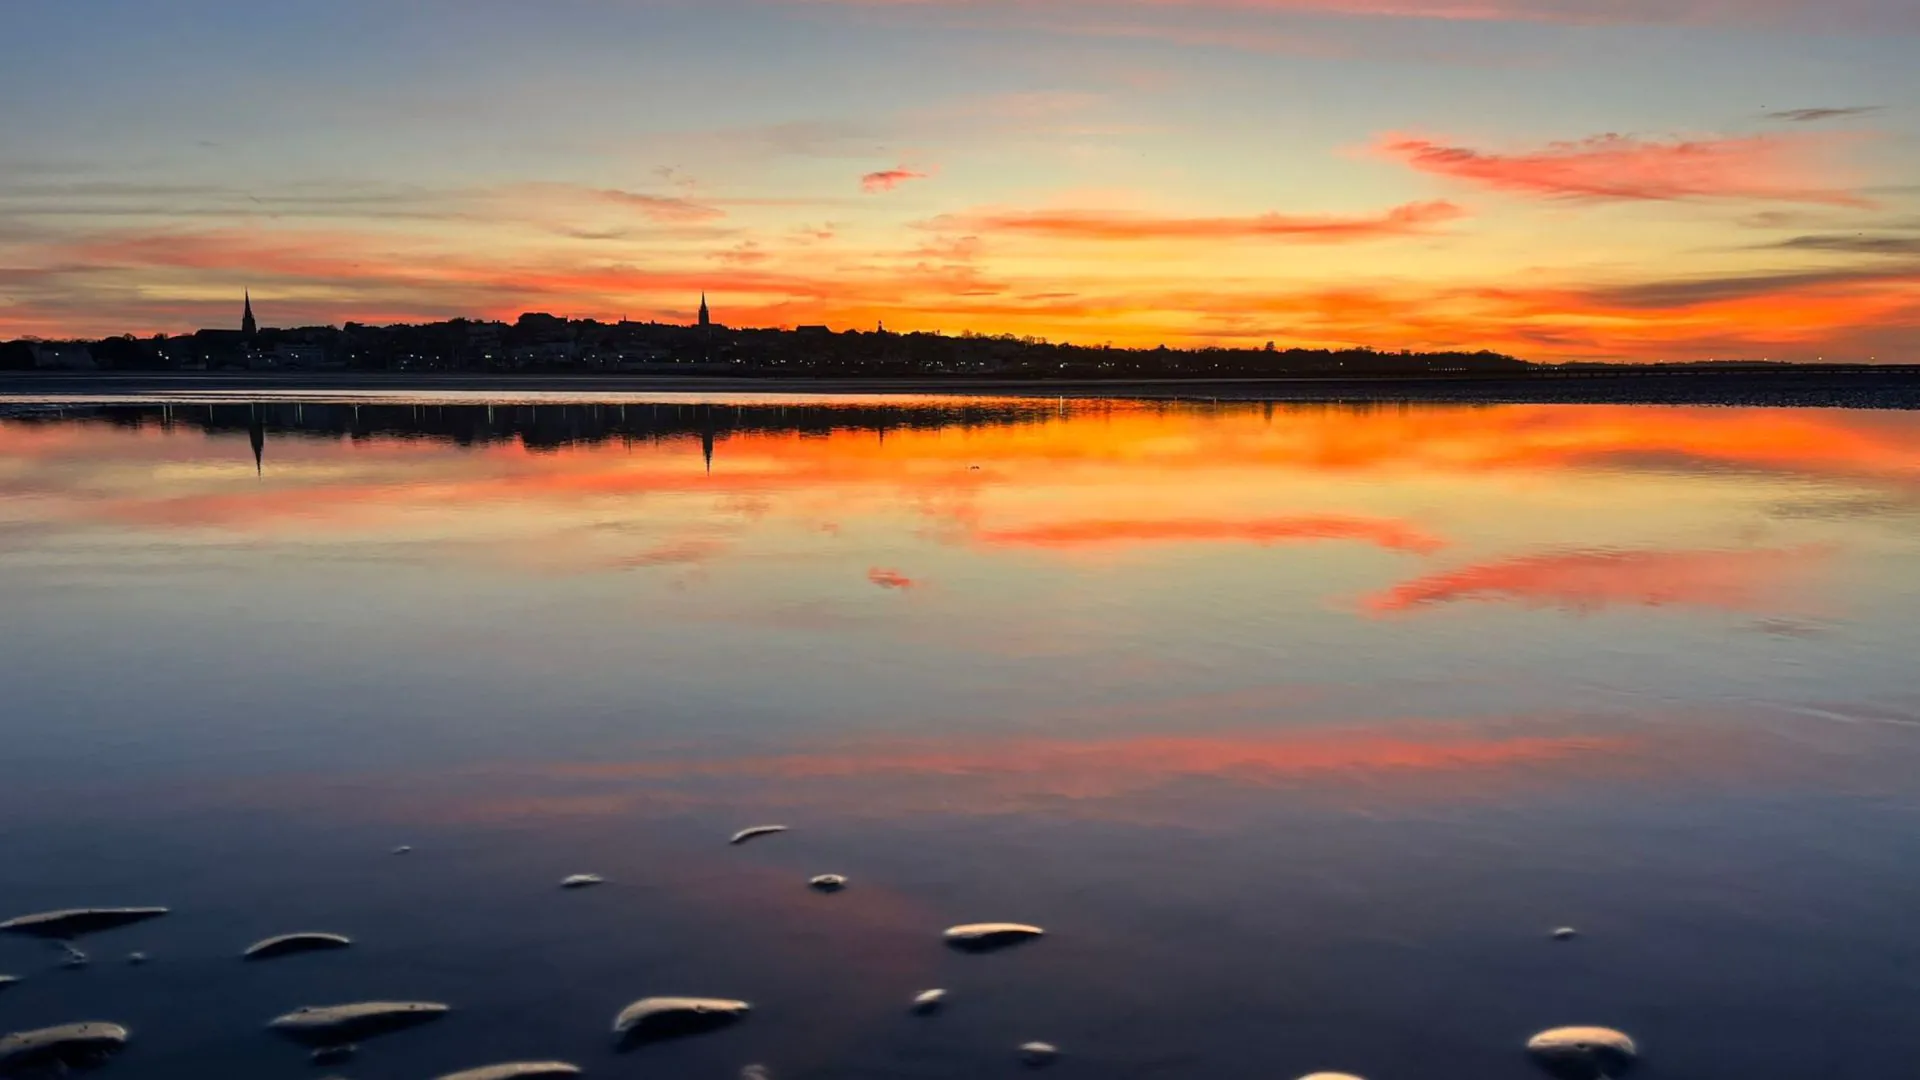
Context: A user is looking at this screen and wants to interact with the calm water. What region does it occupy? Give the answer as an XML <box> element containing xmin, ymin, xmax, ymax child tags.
<box><xmin>3</xmin><ymin>394</ymin><xmax>1920</xmax><ymax>1079</ymax></box>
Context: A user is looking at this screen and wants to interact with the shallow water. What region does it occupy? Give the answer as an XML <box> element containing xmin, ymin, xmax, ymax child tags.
<box><xmin>1</xmin><ymin>394</ymin><xmax>1919</xmax><ymax>1079</ymax></box>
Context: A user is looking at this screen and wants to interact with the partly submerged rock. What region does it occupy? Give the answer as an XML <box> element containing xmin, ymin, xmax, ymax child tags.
<box><xmin>60</xmin><ymin>949</ymin><xmax>88</xmax><ymax>971</ymax></box>
<box><xmin>393</xmin><ymin>845</ymin><xmax>413</xmax><ymax>855</ymax></box>
<box><xmin>741</xmin><ymin>1065</ymin><xmax>772</xmax><ymax>1080</ymax></box>
<box><xmin>807</xmin><ymin>875</ymin><xmax>847</xmax><ymax>893</ymax></box>
<box><xmin>943</xmin><ymin>923</ymin><xmax>1044</xmax><ymax>953</ymax></box>
<box><xmin>612</xmin><ymin>997</ymin><xmax>750</xmax><ymax>1047</ymax></box>
<box><xmin>1297</xmin><ymin>1074</ymin><xmax>1367</xmax><ymax>1080</ymax></box>
<box><xmin>124</xmin><ymin>953</ymin><xmax>147</xmax><ymax>966</ymax></box>
<box><xmin>729</xmin><ymin>825</ymin><xmax>788</xmax><ymax>846</ymax></box>
<box><xmin>268</xmin><ymin>1002</ymin><xmax>449</xmax><ymax>1047</ymax></box>
<box><xmin>1552</xmin><ymin>927</ymin><xmax>1578</xmax><ymax>941</ymax></box>
<box><xmin>1018</xmin><ymin>1042</ymin><xmax>1058</xmax><ymax>1067</ymax></box>
<box><xmin>1526</xmin><ymin>1026</ymin><xmax>1637</xmax><ymax>1079</ymax></box>
<box><xmin>436</xmin><ymin>1063</ymin><xmax>582</xmax><ymax>1080</ymax></box>
<box><xmin>310</xmin><ymin>1045</ymin><xmax>357</xmax><ymax>1066</ymax></box>
<box><xmin>910</xmin><ymin>989</ymin><xmax>947</xmax><ymax>1015</ymax></box>
<box><xmin>0</xmin><ymin>1022</ymin><xmax>129</xmax><ymax>1076</ymax></box>
<box><xmin>560</xmin><ymin>875</ymin><xmax>605</xmax><ymax>890</ymax></box>
<box><xmin>244</xmin><ymin>933</ymin><xmax>353</xmax><ymax>961</ymax></box>
<box><xmin>0</xmin><ymin>908</ymin><xmax>168</xmax><ymax>941</ymax></box>
<box><xmin>0</xmin><ymin>977</ymin><xmax>15</xmax><ymax>992</ymax></box>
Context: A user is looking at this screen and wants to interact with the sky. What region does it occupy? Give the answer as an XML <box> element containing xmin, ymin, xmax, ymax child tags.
<box><xmin>1</xmin><ymin>0</ymin><xmax>1916</xmax><ymax>361</ymax></box>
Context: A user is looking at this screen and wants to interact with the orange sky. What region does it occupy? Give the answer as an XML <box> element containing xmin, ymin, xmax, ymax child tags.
<box><xmin>2</xmin><ymin>1</ymin><xmax>1915</xmax><ymax>360</ymax></box>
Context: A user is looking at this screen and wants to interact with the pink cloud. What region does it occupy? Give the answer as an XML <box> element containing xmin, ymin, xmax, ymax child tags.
<box><xmin>862</xmin><ymin>167</ymin><xmax>931</xmax><ymax>194</ymax></box>
<box><xmin>959</xmin><ymin>200</ymin><xmax>1464</xmax><ymax>242</ymax></box>
<box><xmin>1364</xmin><ymin>546</ymin><xmax>1831</xmax><ymax>614</ymax></box>
<box><xmin>1376</xmin><ymin>132</ymin><xmax>1871</xmax><ymax>207</ymax></box>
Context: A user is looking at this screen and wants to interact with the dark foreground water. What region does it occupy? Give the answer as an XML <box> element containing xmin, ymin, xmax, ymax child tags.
<box><xmin>2</xmin><ymin>393</ymin><xmax>1919</xmax><ymax>1080</ymax></box>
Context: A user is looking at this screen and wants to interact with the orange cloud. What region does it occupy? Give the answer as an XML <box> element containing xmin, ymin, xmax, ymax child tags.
<box><xmin>15</xmin><ymin>208</ymin><xmax>1920</xmax><ymax>360</ymax></box>
<box><xmin>960</xmin><ymin>199</ymin><xmax>1464</xmax><ymax>242</ymax></box>
<box><xmin>861</xmin><ymin>167</ymin><xmax>930</xmax><ymax>193</ymax></box>
<box><xmin>1364</xmin><ymin>546</ymin><xmax>1831</xmax><ymax>614</ymax></box>
<box><xmin>977</xmin><ymin>515</ymin><xmax>1445</xmax><ymax>553</ymax></box>
<box><xmin>867</xmin><ymin>566</ymin><xmax>919</xmax><ymax>588</ymax></box>
<box><xmin>1377</xmin><ymin>132</ymin><xmax>1871</xmax><ymax>207</ymax></box>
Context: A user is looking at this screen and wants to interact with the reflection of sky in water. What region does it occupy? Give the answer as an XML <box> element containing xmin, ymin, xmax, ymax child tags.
<box><xmin>2</xmin><ymin>396</ymin><xmax>1920</xmax><ymax>1079</ymax></box>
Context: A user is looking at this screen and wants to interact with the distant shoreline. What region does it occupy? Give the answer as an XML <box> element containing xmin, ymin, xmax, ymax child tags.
<box><xmin>3</xmin><ymin>367</ymin><xmax>1920</xmax><ymax>409</ymax></box>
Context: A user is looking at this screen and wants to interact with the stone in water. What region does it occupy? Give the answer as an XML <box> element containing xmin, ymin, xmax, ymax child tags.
<box><xmin>808</xmin><ymin>874</ymin><xmax>847</xmax><ymax>892</ymax></box>
<box><xmin>910</xmin><ymin>989</ymin><xmax>947</xmax><ymax>1014</ymax></box>
<box><xmin>393</xmin><ymin>845</ymin><xmax>413</xmax><ymax>855</ymax></box>
<box><xmin>740</xmin><ymin>1066</ymin><xmax>772</xmax><ymax>1080</ymax></box>
<box><xmin>729</xmin><ymin>825</ymin><xmax>788</xmax><ymax>846</ymax></box>
<box><xmin>436</xmin><ymin>1063</ymin><xmax>583</xmax><ymax>1080</ymax></box>
<box><xmin>0</xmin><ymin>908</ymin><xmax>168</xmax><ymax>941</ymax></box>
<box><xmin>244</xmin><ymin>933</ymin><xmax>353</xmax><ymax>961</ymax></box>
<box><xmin>268</xmin><ymin>1002</ymin><xmax>450</xmax><ymax>1047</ymax></box>
<box><xmin>1019</xmin><ymin>1042</ymin><xmax>1058</xmax><ymax>1067</ymax></box>
<box><xmin>125</xmin><ymin>953</ymin><xmax>147</xmax><ymax>966</ymax></box>
<box><xmin>1298</xmin><ymin>1074</ymin><xmax>1367</xmax><ymax>1080</ymax></box>
<box><xmin>1526</xmin><ymin>1026</ymin><xmax>1637</xmax><ymax>1079</ymax></box>
<box><xmin>1552</xmin><ymin>927</ymin><xmax>1578</xmax><ymax>941</ymax></box>
<box><xmin>612</xmin><ymin>997</ymin><xmax>750</xmax><ymax>1047</ymax></box>
<box><xmin>943</xmin><ymin>923</ymin><xmax>1044</xmax><ymax>952</ymax></box>
<box><xmin>0</xmin><ymin>1022</ymin><xmax>129</xmax><ymax>1076</ymax></box>
<box><xmin>560</xmin><ymin>875</ymin><xmax>605</xmax><ymax>890</ymax></box>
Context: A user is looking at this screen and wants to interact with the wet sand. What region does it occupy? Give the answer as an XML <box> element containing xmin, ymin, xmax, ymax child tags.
<box><xmin>4</xmin><ymin>367</ymin><xmax>1920</xmax><ymax>408</ymax></box>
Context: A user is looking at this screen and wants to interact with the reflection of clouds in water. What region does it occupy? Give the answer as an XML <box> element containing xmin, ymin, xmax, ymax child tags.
<box><xmin>1363</xmin><ymin>546</ymin><xmax>1832</xmax><ymax>616</ymax></box>
<box><xmin>1767</xmin><ymin>494</ymin><xmax>1920</xmax><ymax>521</ymax></box>
<box><xmin>866</xmin><ymin>567</ymin><xmax>918</xmax><ymax>589</ymax></box>
<box><xmin>973</xmin><ymin>515</ymin><xmax>1445</xmax><ymax>554</ymax></box>
<box><xmin>251</xmin><ymin>721</ymin><xmax>1662</xmax><ymax>830</ymax></box>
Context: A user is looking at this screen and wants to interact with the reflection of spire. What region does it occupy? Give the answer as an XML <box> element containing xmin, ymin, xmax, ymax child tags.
<box><xmin>698</xmin><ymin>405</ymin><xmax>715</xmax><ymax>474</ymax></box>
<box><xmin>248</xmin><ymin>414</ymin><xmax>265</xmax><ymax>476</ymax></box>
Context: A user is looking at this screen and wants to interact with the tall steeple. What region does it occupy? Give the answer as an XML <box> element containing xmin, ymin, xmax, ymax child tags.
<box><xmin>241</xmin><ymin>291</ymin><xmax>257</xmax><ymax>338</ymax></box>
<box><xmin>698</xmin><ymin>293</ymin><xmax>711</xmax><ymax>329</ymax></box>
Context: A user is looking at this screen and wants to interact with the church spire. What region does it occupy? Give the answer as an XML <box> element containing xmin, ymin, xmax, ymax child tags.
<box><xmin>241</xmin><ymin>290</ymin><xmax>257</xmax><ymax>338</ymax></box>
<box><xmin>698</xmin><ymin>292</ymin><xmax>711</xmax><ymax>329</ymax></box>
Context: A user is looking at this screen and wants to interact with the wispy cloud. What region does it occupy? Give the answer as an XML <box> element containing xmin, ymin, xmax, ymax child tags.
<box><xmin>861</xmin><ymin>167</ymin><xmax>932</xmax><ymax>193</ymax></box>
<box><xmin>1767</xmin><ymin>233</ymin><xmax>1920</xmax><ymax>256</ymax></box>
<box><xmin>1377</xmin><ymin>132</ymin><xmax>1871</xmax><ymax>207</ymax></box>
<box><xmin>578</xmin><ymin>187</ymin><xmax>727</xmax><ymax>223</ymax></box>
<box><xmin>1766</xmin><ymin>106</ymin><xmax>1884</xmax><ymax>123</ymax></box>
<box><xmin>952</xmin><ymin>200</ymin><xmax>1464</xmax><ymax>243</ymax></box>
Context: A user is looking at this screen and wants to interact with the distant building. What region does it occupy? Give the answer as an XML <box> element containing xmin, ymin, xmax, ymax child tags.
<box><xmin>273</xmin><ymin>343</ymin><xmax>328</xmax><ymax>368</ymax></box>
<box><xmin>29</xmin><ymin>343</ymin><xmax>96</xmax><ymax>370</ymax></box>
<box><xmin>698</xmin><ymin>293</ymin><xmax>711</xmax><ymax>329</ymax></box>
<box><xmin>241</xmin><ymin>291</ymin><xmax>257</xmax><ymax>338</ymax></box>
